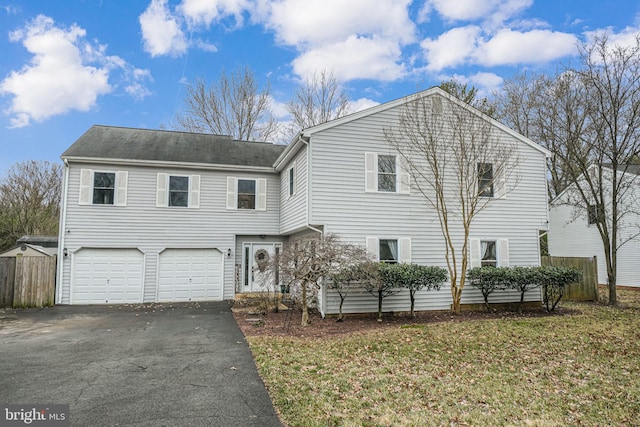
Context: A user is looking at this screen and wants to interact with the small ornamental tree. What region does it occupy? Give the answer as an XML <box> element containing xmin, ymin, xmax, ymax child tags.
<box><xmin>364</xmin><ymin>262</ymin><xmax>397</xmax><ymax>322</ymax></box>
<box><xmin>328</xmin><ymin>253</ymin><xmax>375</xmax><ymax>322</ymax></box>
<box><xmin>274</xmin><ymin>233</ymin><xmax>371</xmax><ymax>326</ymax></box>
<box><xmin>539</xmin><ymin>266</ymin><xmax>582</xmax><ymax>312</ymax></box>
<box><xmin>467</xmin><ymin>267</ymin><xmax>511</xmax><ymax>311</ymax></box>
<box><xmin>383</xmin><ymin>264</ymin><xmax>447</xmax><ymax>317</ymax></box>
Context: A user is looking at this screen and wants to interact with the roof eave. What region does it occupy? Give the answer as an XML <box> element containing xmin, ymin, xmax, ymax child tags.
<box><xmin>61</xmin><ymin>156</ymin><xmax>279</xmax><ymax>173</ymax></box>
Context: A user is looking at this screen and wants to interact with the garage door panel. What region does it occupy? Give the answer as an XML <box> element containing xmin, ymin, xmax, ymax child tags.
<box><xmin>72</xmin><ymin>249</ymin><xmax>144</xmax><ymax>304</ymax></box>
<box><xmin>158</xmin><ymin>249</ymin><xmax>222</xmax><ymax>302</ymax></box>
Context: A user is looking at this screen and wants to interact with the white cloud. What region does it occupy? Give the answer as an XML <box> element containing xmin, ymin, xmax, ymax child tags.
<box><xmin>263</xmin><ymin>0</ymin><xmax>414</xmax><ymax>47</ymax></box>
<box><xmin>139</xmin><ymin>0</ymin><xmax>188</xmax><ymax>57</ymax></box>
<box><xmin>349</xmin><ymin>97</ymin><xmax>380</xmax><ymax>112</ymax></box>
<box><xmin>474</xmin><ymin>29</ymin><xmax>578</xmax><ymax>66</ymax></box>
<box><xmin>292</xmin><ymin>36</ymin><xmax>406</xmax><ymax>81</ymax></box>
<box><xmin>178</xmin><ymin>0</ymin><xmax>248</xmax><ymax>28</ymax></box>
<box><xmin>0</xmin><ymin>15</ymin><xmax>151</xmax><ymax>128</ymax></box>
<box><xmin>421</xmin><ymin>26</ymin><xmax>481</xmax><ymax>71</ymax></box>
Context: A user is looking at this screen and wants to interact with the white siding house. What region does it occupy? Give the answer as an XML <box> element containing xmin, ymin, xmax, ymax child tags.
<box><xmin>57</xmin><ymin>88</ymin><xmax>551</xmax><ymax>312</ymax></box>
<box><xmin>548</xmin><ymin>166</ymin><xmax>640</xmax><ymax>288</ymax></box>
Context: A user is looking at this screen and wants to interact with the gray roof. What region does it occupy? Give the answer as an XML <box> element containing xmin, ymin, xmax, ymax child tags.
<box><xmin>17</xmin><ymin>235</ymin><xmax>58</xmax><ymax>248</ymax></box>
<box><xmin>62</xmin><ymin>125</ymin><xmax>287</xmax><ymax>168</ymax></box>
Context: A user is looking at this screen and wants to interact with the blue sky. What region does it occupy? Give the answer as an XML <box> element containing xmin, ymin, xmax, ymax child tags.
<box><xmin>0</xmin><ymin>0</ymin><xmax>638</xmax><ymax>175</ymax></box>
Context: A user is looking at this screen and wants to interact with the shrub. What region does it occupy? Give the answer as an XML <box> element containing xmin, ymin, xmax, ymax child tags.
<box><xmin>381</xmin><ymin>263</ymin><xmax>447</xmax><ymax>317</ymax></box>
<box><xmin>467</xmin><ymin>267</ymin><xmax>511</xmax><ymax>310</ymax></box>
<box><xmin>539</xmin><ymin>266</ymin><xmax>582</xmax><ymax>312</ymax></box>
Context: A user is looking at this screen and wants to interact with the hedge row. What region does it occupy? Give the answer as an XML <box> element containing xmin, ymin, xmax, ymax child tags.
<box><xmin>467</xmin><ymin>266</ymin><xmax>582</xmax><ymax>312</ymax></box>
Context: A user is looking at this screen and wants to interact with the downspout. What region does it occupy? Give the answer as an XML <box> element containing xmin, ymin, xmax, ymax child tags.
<box><xmin>299</xmin><ymin>134</ymin><xmax>326</xmax><ymax>317</ymax></box>
<box><xmin>56</xmin><ymin>159</ymin><xmax>70</xmax><ymax>304</ymax></box>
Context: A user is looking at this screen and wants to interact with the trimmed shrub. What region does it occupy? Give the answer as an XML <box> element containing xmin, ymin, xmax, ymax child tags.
<box><xmin>380</xmin><ymin>263</ymin><xmax>447</xmax><ymax>317</ymax></box>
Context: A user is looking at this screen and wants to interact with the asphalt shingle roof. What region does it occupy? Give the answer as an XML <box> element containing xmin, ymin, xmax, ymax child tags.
<box><xmin>62</xmin><ymin>125</ymin><xmax>287</xmax><ymax>168</ymax></box>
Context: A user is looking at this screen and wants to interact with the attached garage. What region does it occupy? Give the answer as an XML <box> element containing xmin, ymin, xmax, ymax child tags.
<box><xmin>72</xmin><ymin>248</ymin><xmax>144</xmax><ymax>304</ymax></box>
<box><xmin>157</xmin><ymin>248</ymin><xmax>223</xmax><ymax>302</ymax></box>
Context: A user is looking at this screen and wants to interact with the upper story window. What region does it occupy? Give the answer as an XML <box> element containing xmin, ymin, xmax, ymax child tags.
<box><xmin>238</xmin><ymin>179</ymin><xmax>256</xmax><ymax>209</ymax></box>
<box><xmin>227</xmin><ymin>177</ymin><xmax>267</xmax><ymax>211</ymax></box>
<box><xmin>79</xmin><ymin>169</ymin><xmax>127</xmax><ymax>206</ymax></box>
<box><xmin>587</xmin><ymin>204</ymin><xmax>605</xmax><ymax>225</ymax></box>
<box><xmin>156</xmin><ymin>173</ymin><xmax>200</xmax><ymax>208</ymax></box>
<box><xmin>288</xmin><ymin>166</ymin><xmax>295</xmax><ymax>197</ymax></box>
<box><xmin>365</xmin><ymin>152</ymin><xmax>410</xmax><ymax>194</ymax></box>
<box><xmin>378</xmin><ymin>155</ymin><xmax>397</xmax><ymax>192</ymax></box>
<box><xmin>169</xmin><ymin>176</ymin><xmax>189</xmax><ymax>207</ymax></box>
<box><xmin>93</xmin><ymin>172</ymin><xmax>115</xmax><ymax>205</ymax></box>
<box><xmin>477</xmin><ymin>163</ymin><xmax>494</xmax><ymax>197</ymax></box>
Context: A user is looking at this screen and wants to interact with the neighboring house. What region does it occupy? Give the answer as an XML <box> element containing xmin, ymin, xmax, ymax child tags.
<box><xmin>0</xmin><ymin>236</ymin><xmax>58</xmax><ymax>257</ymax></box>
<box><xmin>57</xmin><ymin>87</ymin><xmax>551</xmax><ymax>314</ymax></box>
<box><xmin>548</xmin><ymin>165</ymin><xmax>640</xmax><ymax>288</ymax></box>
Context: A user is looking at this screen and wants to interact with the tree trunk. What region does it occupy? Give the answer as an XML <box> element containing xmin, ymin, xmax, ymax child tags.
<box><xmin>451</xmin><ymin>283</ymin><xmax>461</xmax><ymax>314</ymax></box>
<box><xmin>301</xmin><ymin>280</ymin><xmax>310</xmax><ymax>325</ymax></box>
<box><xmin>337</xmin><ymin>294</ymin><xmax>345</xmax><ymax>322</ymax></box>
<box><xmin>377</xmin><ymin>290</ymin><xmax>383</xmax><ymax>322</ymax></box>
<box><xmin>410</xmin><ymin>290</ymin><xmax>415</xmax><ymax>318</ymax></box>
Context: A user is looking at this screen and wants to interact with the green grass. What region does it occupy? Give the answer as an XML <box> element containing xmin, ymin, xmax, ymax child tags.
<box><xmin>247</xmin><ymin>289</ymin><xmax>640</xmax><ymax>426</ymax></box>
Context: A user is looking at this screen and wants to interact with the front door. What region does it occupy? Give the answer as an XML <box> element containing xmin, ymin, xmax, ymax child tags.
<box><xmin>242</xmin><ymin>243</ymin><xmax>282</xmax><ymax>292</ymax></box>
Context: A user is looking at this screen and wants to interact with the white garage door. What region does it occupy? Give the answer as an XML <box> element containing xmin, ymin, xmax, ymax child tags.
<box><xmin>72</xmin><ymin>248</ymin><xmax>144</xmax><ymax>304</ymax></box>
<box><xmin>157</xmin><ymin>249</ymin><xmax>222</xmax><ymax>302</ymax></box>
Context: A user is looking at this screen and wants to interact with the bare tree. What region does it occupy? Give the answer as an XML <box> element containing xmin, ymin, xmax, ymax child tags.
<box><xmin>439</xmin><ymin>79</ymin><xmax>497</xmax><ymax>118</ymax></box>
<box><xmin>384</xmin><ymin>92</ymin><xmax>518</xmax><ymax>314</ymax></box>
<box><xmin>174</xmin><ymin>65</ymin><xmax>279</xmax><ymax>142</ymax></box>
<box><xmin>283</xmin><ymin>70</ymin><xmax>353</xmax><ymax>141</ymax></box>
<box><xmin>494</xmin><ymin>71</ymin><xmax>589</xmax><ymax>200</ymax></box>
<box><xmin>0</xmin><ymin>161</ymin><xmax>62</xmax><ymax>250</ymax></box>
<box><xmin>557</xmin><ymin>34</ymin><xmax>640</xmax><ymax>305</ymax></box>
<box><xmin>274</xmin><ymin>233</ymin><xmax>371</xmax><ymax>325</ymax></box>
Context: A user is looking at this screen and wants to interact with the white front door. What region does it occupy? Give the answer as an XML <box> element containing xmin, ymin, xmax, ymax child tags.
<box><xmin>242</xmin><ymin>243</ymin><xmax>281</xmax><ymax>292</ymax></box>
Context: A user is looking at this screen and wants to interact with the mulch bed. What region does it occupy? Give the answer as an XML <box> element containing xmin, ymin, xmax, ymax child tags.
<box><xmin>232</xmin><ymin>304</ymin><xmax>572</xmax><ymax>339</ymax></box>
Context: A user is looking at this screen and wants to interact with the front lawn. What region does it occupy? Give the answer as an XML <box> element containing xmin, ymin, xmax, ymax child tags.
<box><xmin>246</xmin><ymin>289</ymin><xmax>640</xmax><ymax>426</ymax></box>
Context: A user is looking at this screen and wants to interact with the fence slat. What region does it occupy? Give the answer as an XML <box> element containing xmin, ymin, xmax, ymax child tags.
<box><xmin>541</xmin><ymin>256</ymin><xmax>598</xmax><ymax>301</ymax></box>
<box><xmin>0</xmin><ymin>258</ymin><xmax>16</xmax><ymax>307</ymax></box>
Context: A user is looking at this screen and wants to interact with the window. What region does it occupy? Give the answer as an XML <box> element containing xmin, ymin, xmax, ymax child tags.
<box><xmin>93</xmin><ymin>172</ymin><xmax>115</xmax><ymax>205</ymax></box>
<box><xmin>288</xmin><ymin>166</ymin><xmax>295</xmax><ymax>197</ymax></box>
<box><xmin>478</xmin><ymin>163</ymin><xmax>494</xmax><ymax>197</ymax></box>
<box><xmin>80</xmin><ymin>169</ymin><xmax>127</xmax><ymax>206</ymax></box>
<box><xmin>588</xmin><ymin>204</ymin><xmax>605</xmax><ymax>225</ymax></box>
<box><xmin>169</xmin><ymin>176</ymin><xmax>189</xmax><ymax>207</ymax></box>
<box><xmin>481</xmin><ymin>241</ymin><xmax>497</xmax><ymax>267</ymax></box>
<box><xmin>378</xmin><ymin>155</ymin><xmax>397</xmax><ymax>192</ymax></box>
<box><xmin>238</xmin><ymin>179</ymin><xmax>256</xmax><ymax>209</ymax></box>
<box><xmin>379</xmin><ymin>239</ymin><xmax>398</xmax><ymax>263</ymax></box>
<box><xmin>226</xmin><ymin>177</ymin><xmax>267</xmax><ymax>211</ymax></box>
<box><xmin>156</xmin><ymin>173</ymin><xmax>199</xmax><ymax>208</ymax></box>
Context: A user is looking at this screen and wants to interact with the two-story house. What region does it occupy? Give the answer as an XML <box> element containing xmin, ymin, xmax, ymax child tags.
<box><xmin>57</xmin><ymin>87</ymin><xmax>551</xmax><ymax>314</ymax></box>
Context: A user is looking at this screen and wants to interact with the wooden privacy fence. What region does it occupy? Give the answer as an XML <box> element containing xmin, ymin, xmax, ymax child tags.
<box><xmin>0</xmin><ymin>256</ymin><xmax>56</xmax><ymax>308</ymax></box>
<box><xmin>541</xmin><ymin>256</ymin><xmax>598</xmax><ymax>301</ymax></box>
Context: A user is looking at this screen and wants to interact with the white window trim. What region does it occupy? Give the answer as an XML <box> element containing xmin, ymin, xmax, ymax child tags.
<box><xmin>79</xmin><ymin>168</ymin><xmax>127</xmax><ymax>206</ymax></box>
<box><xmin>365</xmin><ymin>152</ymin><xmax>410</xmax><ymax>194</ymax></box>
<box><xmin>469</xmin><ymin>238</ymin><xmax>509</xmax><ymax>268</ymax></box>
<box><xmin>156</xmin><ymin>173</ymin><xmax>200</xmax><ymax>208</ymax></box>
<box><xmin>366</xmin><ymin>236</ymin><xmax>411</xmax><ymax>263</ymax></box>
<box><xmin>287</xmin><ymin>163</ymin><xmax>296</xmax><ymax>198</ymax></box>
<box><xmin>226</xmin><ymin>176</ymin><xmax>267</xmax><ymax>211</ymax></box>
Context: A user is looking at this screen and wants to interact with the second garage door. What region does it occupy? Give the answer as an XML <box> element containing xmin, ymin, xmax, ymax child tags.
<box><xmin>157</xmin><ymin>249</ymin><xmax>223</xmax><ymax>302</ymax></box>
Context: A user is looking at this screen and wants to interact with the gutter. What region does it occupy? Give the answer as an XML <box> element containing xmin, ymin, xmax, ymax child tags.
<box><xmin>62</xmin><ymin>156</ymin><xmax>278</xmax><ymax>174</ymax></box>
<box><xmin>56</xmin><ymin>159</ymin><xmax>70</xmax><ymax>304</ymax></box>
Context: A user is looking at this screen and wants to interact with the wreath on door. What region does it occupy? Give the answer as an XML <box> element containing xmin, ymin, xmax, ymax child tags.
<box><xmin>254</xmin><ymin>249</ymin><xmax>270</xmax><ymax>272</ymax></box>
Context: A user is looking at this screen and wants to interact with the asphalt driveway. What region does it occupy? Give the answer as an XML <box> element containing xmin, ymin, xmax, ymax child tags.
<box><xmin>0</xmin><ymin>302</ymin><xmax>282</xmax><ymax>427</ymax></box>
